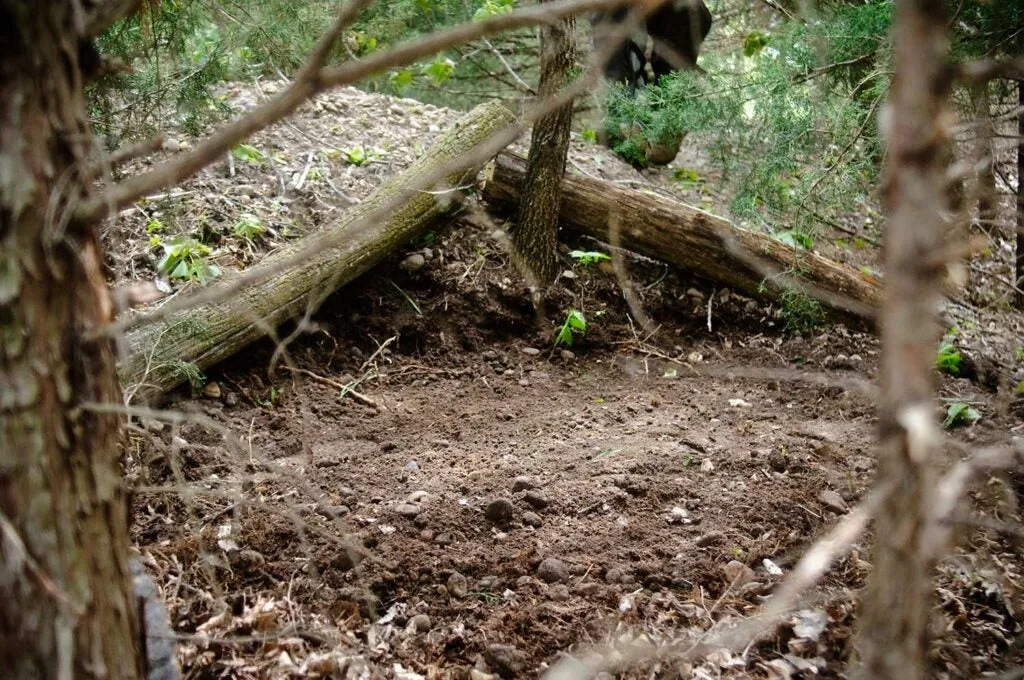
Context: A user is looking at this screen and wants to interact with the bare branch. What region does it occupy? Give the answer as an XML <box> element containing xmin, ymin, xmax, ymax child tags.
<box><xmin>956</xmin><ymin>57</ymin><xmax>1024</xmax><ymax>84</ymax></box>
<box><xmin>75</xmin><ymin>0</ymin><xmax>629</xmax><ymax>224</ymax></box>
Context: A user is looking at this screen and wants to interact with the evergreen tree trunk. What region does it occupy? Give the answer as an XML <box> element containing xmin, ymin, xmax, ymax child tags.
<box><xmin>0</xmin><ymin>3</ymin><xmax>143</xmax><ymax>677</ymax></box>
<box><xmin>1015</xmin><ymin>79</ymin><xmax>1024</xmax><ymax>308</ymax></box>
<box><xmin>511</xmin><ymin>2</ymin><xmax>576</xmax><ymax>286</ymax></box>
<box><xmin>855</xmin><ymin>0</ymin><xmax>952</xmax><ymax>678</ymax></box>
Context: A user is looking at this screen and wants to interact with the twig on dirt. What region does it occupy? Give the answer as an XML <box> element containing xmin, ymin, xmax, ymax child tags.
<box><xmin>358</xmin><ymin>335</ymin><xmax>397</xmax><ymax>374</ymax></box>
<box><xmin>104</xmin><ymin>133</ymin><xmax>167</xmax><ymax>169</ymax></box>
<box><xmin>281</xmin><ymin>366</ymin><xmax>380</xmax><ymax>408</ymax></box>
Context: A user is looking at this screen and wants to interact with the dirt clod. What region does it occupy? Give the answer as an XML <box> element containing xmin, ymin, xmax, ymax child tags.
<box><xmin>485</xmin><ymin>498</ymin><xmax>515</xmax><ymax>525</ymax></box>
<box><xmin>537</xmin><ymin>558</ymin><xmax>569</xmax><ymax>584</ymax></box>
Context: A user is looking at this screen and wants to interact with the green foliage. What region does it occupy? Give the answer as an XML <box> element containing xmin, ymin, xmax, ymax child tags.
<box><xmin>775</xmin><ymin>230</ymin><xmax>814</xmax><ymax>250</ymax></box>
<box><xmin>568</xmin><ymin>250</ymin><xmax>611</xmax><ymax>266</ymax></box>
<box><xmin>943</xmin><ymin>402</ymin><xmax>980</xmax><ymax>429</ymax></box>
<box><xmin>936</xmin><ymin>343</ymin><xmax>963</xmax><ymax>376</ymax></box>
<box><xmin>474</xmin><ymin>0</ymin><xmax>515</xmax><ymax>21</ymax></box>
<box><xmin>342</xmin><ymin>145</ymin><xmax>381</xmax><ymax>166</ymax></box>
<box><xmin>779</xmin><ymin>290</ymin><xmax>824</xmax><ymax>333</ymax></box>
<box><xmin>168</xmin><ymin>360</ymin><xmax>206</xmax><ymax>389</ymax></box>
<box><xmin>423</xmin><ymin>55</ymin><xmax>456</xmax><ymax>85</ymax></box>
<box><xmin>1015</xmin><ymin>346</ymin><xmax>1024</xmax><ymax>363</ymax></box>
<box><xmin>581</xmin><ymin>128</ymin><xmax>599</xmax><ymax>143</ymax></box>
<box><xmin>233</xmin><ymin>213</ymin><xmax>266</xmax><ymax>243</ymax></box>
<box><xmin>555</xmin><ymin>309</ymin><xmax>587</xmax><ymax>347</ymax></box>
<box><xmin>158</xmin><ymin>237</ymin><xmax>221</xmax><ymax>284</ymax></box>
<box><xmin>232</xmin><ymin>144</ymin><xmax>266</xmax><ymax>164</ymax></box>
<box><xmin>602</xmin><ymin>1</ymin><xmax>892</xmax><ymax>236</ymax></box>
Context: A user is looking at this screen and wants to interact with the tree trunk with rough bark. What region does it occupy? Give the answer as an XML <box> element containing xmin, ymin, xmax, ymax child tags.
<box><xmin>1015</xmin><ymin>79</ymin><xmax>1024</xmax><ymax>308</ymax></box>
<box><xmin>511</xmin><ymin>1</ymin><xmax>576</xmax><ymax>286</ymax></box>
<box><xmin>121</xmin><ymin>101</ymin><xmax>515</xmax><ymax>401</ymax></box>
<box><xmin>0</xmin><ymin>2</ymin><xmax>144</xmax><ymax>677</ymax></box>
<box><xmin>485</xmin><ymin>151</ymin><xmax>883</xmax><ymax>320</ymax></box>
<box><xmin>855</xmin><ymin>0</ymin><xmax>953</xmax><ymax>678</ymax></box>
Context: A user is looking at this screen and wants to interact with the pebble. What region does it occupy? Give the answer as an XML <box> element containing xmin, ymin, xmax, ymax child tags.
<box><xmin>419</xmin><ymin>529</ymin><xmax>434</xmax><ymax>542</ymax></box>
<box><xmin>512</xmin><ymin>476</ymin><xmax>536</xmax><ymax>492</ymax></box>
<box><xmin>400</xmin><ymin>253</ymin><xmax>426</xmax><ymax>272</ymax></box>
<box><xmin>722</xmin><ymin>560</ymin><xmax>756</xmax><ymax>587</ymax></box>
<box><xmin>407</xmin><ymin>613</ymin><xmax>431</xmax><ymax>633</ymax></box>
<box><xmin>485</xmin><ymin>644</ymin><xmax>527</xmax><ymax>677</ymax></box>
<box><xmin>523</xmin><ymin>491</ymin><xmax>549</xmax><ymax>510</ymax></box>
<box><xmin>203</xmin><ymin>382</ymin><xmax>221</xmax><ymax>399</ymax></box>
<box><xmin>485</xmin><ymin>498</ymin><xmax>514</xmax><ymax>525</ymax></box>
<box><xmin>522</xmin><ymin>347</ymin><xmax>541</xmax><ymax>356</ymax></box>
<box><xmin>522</xmin><ymin>511</ymin><xmax>543</xmax><ymax>528</ymax></box>
<box><xmin>536</xmin><ymin>557</ymin><xmax>568</xmax><ymax>584</ymax></box>
<box><xmin>548</xmin><ymin>584</ymin><xmax>570</xmax><ymax>601</ymax></box>
<box><xmin>819</xmin><ymin>489</ymin><xmax>848</xmax><ymax>513</ymax></box>
<box><xmin>447</xmin><ymin>572</ymin><xmax>469</xmax><ymax>598</ymax></box>
<box><xmin>224</xmin><ymin>392</ymin><xmax>239</xmax><ymax>407</ymax></box>
<box><xmin>316</xmin><ymin>505</ymin><xmax>350</xmax><ymax>519</ymax></box>
<box><xmin>413</xmin><ymin>514</ymin><xmax>429</xmax><ymax>528</ymax></box>
<box><xmin>560</xmin><ymin>350</ymin><xmax>575</xmax><ymax>361</ymax></box>
<box><xmin>434</xmin><ymin>533</ymin><xmax>453</xmax><ymax>546</ymax></box>
<box><xmin>405</xmin><ymin>460</ymin><xmax>420</xmax><ymax>473</ymax></box>
<box><xmin>395</xmin><ymin>503</ymin><xmax>422</xmax><ymax>518</ymax></box>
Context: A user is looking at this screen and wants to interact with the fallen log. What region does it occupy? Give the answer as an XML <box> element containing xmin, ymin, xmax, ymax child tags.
<box><xmin>121</xmin><ymin>100</ymin><xmax>516</xmax><ymax>400</ymax></box>
<box><xmin>483</xmin><ymin>151</ymin><xmax>883</xmax><ymax>320</ymax></box>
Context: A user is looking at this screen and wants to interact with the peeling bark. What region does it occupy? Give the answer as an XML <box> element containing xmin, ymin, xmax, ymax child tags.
<box><xmin>0</xmin><ymin>1</ymin><xmax>143</xmax><ymax>677</ymax></box>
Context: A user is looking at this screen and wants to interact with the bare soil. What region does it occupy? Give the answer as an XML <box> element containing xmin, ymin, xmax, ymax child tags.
<box><xmin>113</xmin><ymin>84</ymin><xmax>1024</xmax><ymax>679</ymax></box>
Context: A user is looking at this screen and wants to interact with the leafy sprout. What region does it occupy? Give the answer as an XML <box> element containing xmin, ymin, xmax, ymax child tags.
<box><xmin>233</xmin><ymin>213</ymin><xmax>266</xmax><ymax>243</ymax></box>
<box><xmin>555</xmin><ymin>309</ymin><xmax>587</xmax><ymax>347</ymax></box>
<box><xmin>568</xmin><ymin>250</ymin><xmax>611</xmax><ymax>266</ymax></box>
<box><xmin>158</xmin><ymin>237</ymin><xmax>221</xmax><ymax>284</ymax></box>
<box><xmin>943</xmin><ymin>402</ymin><xmax>980</xmax><ymax>429</ymax></box>
<box><xmin>936</xmin><ymin>343</ymin><xmax>962</xmax><ymax>376</ymax></box>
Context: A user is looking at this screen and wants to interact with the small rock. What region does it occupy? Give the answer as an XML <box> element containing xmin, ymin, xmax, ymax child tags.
<box><xmin>768</xmin><ymin>451</ymin><xmax>788</xmax><ymax>472</ymax></box>
<box><xmin>511</xmin><ymin>476</ymin><xmax>536</xmax><ymax>492</ymax></box>
<box><xmin>485</xmin><ymin>644</ymin><xmax>527</xmax><ymax>678</ymax></box>
<box><xmin>419</xmin><ymin>529</ymin><xmax>434</xmax><ymax>542</ymax></box>
<box><xmin>560</xmin><ymin>350</ymin><xmax>575</xmax><ymax>361</ymax></box>
<box><xmin>400</xmin><ymin>253</ymin><xmax>426</xmax><ymax>272</ymax></box>
<box><xmin>722</xmin><ymin>560</ymin><xmax>756</xmax><ymax>588</ymax></box>
<box><xmin>203</xmin><ymin>382</ymin><xmax>222</xmax><ymax>399</ymax></box>
<box><xmin>522</xmin><ymin>347</ymin><xmax>541</xmax><ymax>356</ymax></box>
<box><xmin>447</xmin><ymin>572</ymin><xmax>469</xmax><ymax>598</ymax></box>
<box><xmin>395</xmin><ymin>503</ymin><xmax>422</xmax><ymax>518</ymax></box>
<box><xmin>407</xmin><ymin>613</ymin><xmax>431</xmax><ymax>633</ymax></box>
<box><xmin>522</xmin><ymin>511</ymin><xmax>543</xmax><ymax>528</ymax></box>
<box><xmin>695</xmin><ymin>531</ymin><xmax>726</xmax><ymax>547</ymax></box>
<box><xmin>485</xmin><ymin>499</ymin><xmax>514</xmax><ymax>525</ymax></box>
<box><xmin>405</xmin><ymin>460</ymin><xmax>420</xmax><ymax>473</ymax></box>
<box><xmin>230</xmin><ymin>549</ymin><xmax>266</xmax><ymax>572</ymax></box>
<box><xmin>434</xmin><ymin>533</ymin><xmax>453</xmax><ymax>546</ymax></box>
<box><xmin>516</xmin><ymin>575</ymin><xmax>533</xmax><ymax>588</ymax></box>
<box><xmin>414</xmin><ymin>514</ymin><xmax>429</xmax><ymax>528</ymax></box>
<box><xmin>819</xmin><ymin>489</ymin><xmax>848</xmax><ymax>513</ymax></box>
<box><xmin>605</xmin><ymin>567</ymin><xmax>624</xmax><ymax>584</ymax></box>
<box><xmin>316</xmin><ymin>505</ymin><xmax>350</xmax><ymax>519</ymax></box>
<box><xmin>523</xmin><ymin>490</ymin><xmax>549</xmax><ymax>510</ymax></box>
<box><xmin>536</xmin><ymin>558</ymin><xmax>568</xmax><ymax>584</ymax></box>
<box><xmin>548</xmin><ymin>584</ymin><xmax>570</xmax><ymax>601</ymax></box>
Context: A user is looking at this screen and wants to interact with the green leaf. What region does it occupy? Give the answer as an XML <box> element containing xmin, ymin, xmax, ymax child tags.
<box><xmin>936</xmin><ymin>343</ymin><xmax>962</xmax><ymax>376</ymax></box>
<box><xmin>943</xmin><ymin>402</ymin><xmax>980</xmax><ymax>429</ymax></box>
<box><xmin>423</xmin><ymin>56</ymin><xmax>455</xmax><ymax>85</ymax></box>
<box><xmin>390</xmin><ymin>69</ymin><xmax>414</xmax><ymax>89</ymax></box>
<box><xmin>581</xmin><ymin>128</ymin><xmax>598</xmax><ymax>143</ymax></box>
<box><xmin>566</xmin><ymin>309</ymin><xmax>587</xmax><ymax>332</ymax></box>
<box><xmin>232</xmin><ymin>143</ymin><xmax>265</xmax><ymax>163</ymax></box>
<box><xmin>743</xmin><ymin>31</ymin><xmax>771</xmax><ymax>58</ymax></box>
<box><xmin>568</xmin><ymin>250</ymin><xmax>611</xmax><ymax>265</ymax></box>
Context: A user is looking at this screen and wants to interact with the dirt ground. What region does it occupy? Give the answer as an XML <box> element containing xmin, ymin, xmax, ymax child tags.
<box><xmin>111</xmin><ymin>84</ymin><xmax>1024</xmax><ymax>678</ymax></box>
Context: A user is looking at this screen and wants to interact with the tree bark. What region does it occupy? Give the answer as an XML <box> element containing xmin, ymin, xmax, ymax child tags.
<box><xmin>856</xmin><ymin>0</ymin><xmax>953</xmax><ymax>678</ymax></box>
<box><xmin>511</xmin><ymin>2</ymin><xmax>576</xmax><ymax>286</ymax></box>
<box><xmin>485</xmin><ymin>151</ymin><xmax>883</xmax><ymax>319</ymax></box>
<box><xmin>0</xmin><ymin>2</ymin><xmax>143</xmax><ymax>678</ymax></box>
<box><xmin>121</xmin><ymin>101</ymin><xmax>515</xmax><ymax>400</ymax></box>
<box><xmin>1015</xmin><ymin>78</ymin><xmax>1024</xmax><ymax>308</ymax></box>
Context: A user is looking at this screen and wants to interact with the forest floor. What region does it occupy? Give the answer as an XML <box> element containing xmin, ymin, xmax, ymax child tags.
<box><xmin>109</xmin><ymin>83</ymin><xmax>1024</xmax><ymax>678</ymax></box>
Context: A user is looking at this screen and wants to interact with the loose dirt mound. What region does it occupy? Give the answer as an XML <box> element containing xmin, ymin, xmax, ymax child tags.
<box><xmin>113</xmin><ymin>84</ymin><xmax>1024</xmax><ymax>678</ymax></box>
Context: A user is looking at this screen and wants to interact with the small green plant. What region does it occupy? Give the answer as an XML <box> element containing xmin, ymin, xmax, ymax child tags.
<box><xmin>233</xmin><ymin>213</ymin><xmax>266</xmax><ymax>243</ymax></box>
<box><xmin>581</xmin><ymin>128</ymin><xmax>598</xmax><ymax>143</ymax></box>
<box><xmin>342</xmin><ymin>145</ymin><xmax>381</xmax><ymax>166</ymax></box>
<box><xmin>555</xmin><ymin>309</ymin><xmax>587</xmax><ymax>347</ymax></box>
<box><xmin>168</xmin><ymin>360</ymin><xmax>205</xmax><ymax>389</ymax></box>
<box><xmin>262</xmin><ymin>385</ymin><xmax>283</xmax><ymax>407</ymax></box>
<box><xmin>232</xmin><ymin>143</ymin><xmax>265</xmax><ymax>163</ymax></box>
<box><xmin>743</xmin><ymin>31</ymin><xmax>771</xmax><ymax>57</ymax></box>
<box><xmin>158</xmin><ymin>237</ymin><xmax>221</xmax><ymax>283</ymax></box>
<box><xmin>568</xmin><ymin>250</ymin><xmax>611</xmax><ymax>266</ymax></box>
<box><xmin>936</xmin><ymin>343</ymin><xmax>962</xmax><ymax>376</ymax></box>
<box><xmin>390</xmin><ymin>69</ymin><xmax>414</xmax><ymax>90</ymax></box>
<box><xmin>422</xmin><ymin>55</ymin><xmax>455</xmax><ymax>85</ymax></box>
<box><xmin>672</xmin><ymin>167</ymin><xmax>702</xmax><ymax>186</ymax></box>
<box><xmin>779</xmin><ymin>290</ymin><xmax>824</xmax><ymax>333</ymax></box>
<box><xmin>145</xmin><ymin>217</ymin><xmax>165</xmax><ymax>234</ymax></box>
<box><xmin>775</xmin><ymin>230</ymin><xmax>814</xmax><ymax>250</ymax></box>
<box><xmin>943</xmin><ymin>402</ymin><xmax>980</xmax><ymax>429</ymax></box>
<box><xmin>1015</xmin><ymin>346</ymin><xmax>1024</xmax><ymax>363</ymax></box>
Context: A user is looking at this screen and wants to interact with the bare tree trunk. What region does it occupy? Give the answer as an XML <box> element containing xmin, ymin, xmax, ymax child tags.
<box><xmin>0</xmin><ymin>2</ymin><xmax>143</xmax><ymax>677</ymax></box>
<box><xmin>511</xmin><ymin>2</ymin><xmax>576</xmax><ymax>285</ymax></box>
<box><xmin>855</xmin><ymin>0</ymin><xmax>953</xmax><ymax>678</ymax></box>
<box><xmin>974</xmin><ymin>83</ymin><xmax>996</xmax><ymax>229</ymax></box>
<box><xmin>1015</xmin><ymin>79</ymin><xmax>1024</xmax><ymax>308</ymax></box>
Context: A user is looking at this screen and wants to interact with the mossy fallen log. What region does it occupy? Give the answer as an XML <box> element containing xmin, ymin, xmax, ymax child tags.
<box><xmin>483</xmin><ymin>150</ymin><xmax>883</xmax><ymax>321</ymax></box>
<box><xmin>121</xmin><ymin>101</ymin><xmax>516</xmax><ymax>400</ymax></box>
